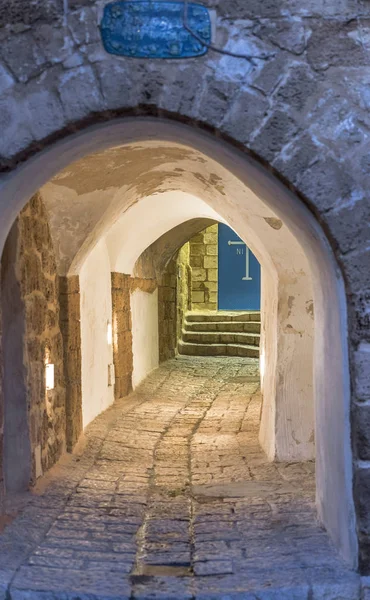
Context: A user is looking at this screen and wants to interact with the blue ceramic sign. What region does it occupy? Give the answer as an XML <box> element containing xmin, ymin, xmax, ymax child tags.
<box><xmin>100</xmin><ymin>1</ymin><xmax>211</xmax><ymax>59</ymax></box>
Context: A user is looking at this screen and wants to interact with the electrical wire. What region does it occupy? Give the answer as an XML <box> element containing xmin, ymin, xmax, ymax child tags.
<box><xmin>182</xmin><ymin>0</ymin><xmax>271</xmax><ymax>63</ymax></box>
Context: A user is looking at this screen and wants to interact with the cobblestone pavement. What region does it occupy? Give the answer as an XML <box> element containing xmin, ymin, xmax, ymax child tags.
<box><xmin>0</xmin><ymin>357</ymin><xmax>362</xmax><ymax>599</ymax></box>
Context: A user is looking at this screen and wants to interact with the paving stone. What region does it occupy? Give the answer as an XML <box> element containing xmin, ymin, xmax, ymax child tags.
<box><xmin>0</xmin><ymin>357</ymin><xmax>361</xmax><ymax>598</ymax></box>
<box><xmin>194</xmin><ymin>559</ymin><xmax>234</xmax><ymax>576</ymax></box>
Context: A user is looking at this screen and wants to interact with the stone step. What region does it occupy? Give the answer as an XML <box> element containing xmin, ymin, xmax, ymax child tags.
<box><xmin>182</xmin><ymin>330</ymin><xmax>260</xmax><ymax>347</ymax></box>
<box><xmin>186</xmin><ymin>311</ymin><xmax>261</xmax><ymax>323</ymax></box>
<box><xmin>184</xmin><ymin>320</ymin><xmax>261</xmax><ymax>334</ymax></box>
<box><xmin>178</xmin><ymin>340</ymin><xmax>259</xmax><ymax>358</ymax></box>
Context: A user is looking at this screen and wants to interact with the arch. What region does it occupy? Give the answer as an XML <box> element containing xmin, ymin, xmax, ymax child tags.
<box><xmin>0</xmin><ymin>118</ymin><xmax>356</xmax><ymax>567</ymax></box>
<box><xmin>134</xmin><ymin>217</ymin><xmax>218</xmax><ymax>279</ymax></box>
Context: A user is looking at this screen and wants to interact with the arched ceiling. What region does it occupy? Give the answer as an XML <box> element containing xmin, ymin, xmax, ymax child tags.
<box><xmin>134</xmin><ymin>217</ymin><xmax>217</xmax><ymax>279</ymax></box>
<box><xmin>39</xmin><ymin>139</ymin><xmax>307</xmax><ymax>281</ymax></box>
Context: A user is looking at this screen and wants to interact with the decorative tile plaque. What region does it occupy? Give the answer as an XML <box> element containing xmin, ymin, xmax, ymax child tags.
<box><xmin>100</xmin><ymin>1</ymin><xmax>211</xmax><ymax>59</ymax></box>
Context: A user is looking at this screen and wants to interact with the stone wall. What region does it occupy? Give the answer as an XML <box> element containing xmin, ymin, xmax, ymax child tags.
<box><xmin>158</xmin><ymin>257</ymin><xmax>177</xmax><ymax>363</ymax></box>
<box><xmin>112</xmin><ymin>270</ymin><xmax>177</xmax><ymax>394</ymax></box>
<box><xmin>59</xmin><ymin>275</ymin><xmax>82</xmax><ymax>452</ymax></box>
<box><xmin>2</xmin><ymin>0</ymin><xmax>370</xmax><ymax>570</ymax></box>
<box><xmin>0</xmin><ymin>285</ymin><xmax>3</xmax><ymax>509</ymax></box>
<box><xmin>111</xmin><ymin>273</ymin><xmax>133</xmax><ymax>400</ymax></box>
<box><xmin>189</xmin><ymin>225</ymin><xmax>218</xmax><ymax>311</ymax></box>
<box><xmin>1</xmin><ymin>194</ymin><xmax>65</xmax><ymax>489</ymax></box>
<box><xmin>177</xmin><ymin>243</ymin><xmax>191</xmax><ymax>342</ymax></box>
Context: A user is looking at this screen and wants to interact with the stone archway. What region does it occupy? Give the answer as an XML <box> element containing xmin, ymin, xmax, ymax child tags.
<box><xmin>0</xmin><ymin>118</ymin><xmax>356</xmax><ymax>568</ymax></box>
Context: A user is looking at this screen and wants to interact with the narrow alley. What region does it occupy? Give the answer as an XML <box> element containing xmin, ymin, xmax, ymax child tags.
<box><xmin>0</xmin><ymin>357</ymin><xmax>358</xmax><ymax>599</ymax></box>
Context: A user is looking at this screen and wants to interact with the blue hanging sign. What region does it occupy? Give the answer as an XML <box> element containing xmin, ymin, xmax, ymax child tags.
<box><xmin>100</xmin><ymin>1</ymin><xmax>211</xmax><ymax>59</ymax></box>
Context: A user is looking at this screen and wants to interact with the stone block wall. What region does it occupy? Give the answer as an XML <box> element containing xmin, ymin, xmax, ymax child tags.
<box><xmin>1</xmin><ymin>0</ymin><xmax>370</xmax><ymax>570</ymax></box>
<box><xmin>59</xmin><ymin>275</ymin><xmax>82</xmax><ymax>452</ymax></box>
<box><xmin>111</xmin><ymin>273</ymin><xmax>133</xmax><ymax>399</ymax></box>
<box><xmin>0</xmin><ymin>285</ymin><xmax>3</xmax><ymax>508</ymax></box>
<box><xmin>20</xmin><ymin>195</ymin><xmax>66</xmax><ymax>477</ymax></box>
<box><xmin>189</xmin><ymin>224</ymin><xmax>218</xmax><ymax>311</ymax></box>
<box><xmin>177</xmin><ymin>243</ymin><xmax>191</xmax><ymax>341</ymax></box>
<box><xmin>158</xmin><ymin>257</ymin><xmax>177</xmax><ymax>362</ymax></box>
<box><xmin>1</xmin><ymin>193</ymin><xmax>66</xmax><ymax>488</ymax></box>
<box><xmin>112</xmin><ymin>270</ymin><xmax>178</xmax><ymax>396</ymax></box>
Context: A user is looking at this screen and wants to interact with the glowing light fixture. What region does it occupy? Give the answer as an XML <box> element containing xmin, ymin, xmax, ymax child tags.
<box><xmin>45</xmin><ymin>363</ymin><xmax>55</xmax><ymax>391</ymax></box>
<box><xmin>107</xmin><ymin>321</ymin><xmax>113</xmax><ymax>345</ymax></box>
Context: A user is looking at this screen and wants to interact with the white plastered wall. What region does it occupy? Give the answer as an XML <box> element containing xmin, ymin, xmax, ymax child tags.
<box><xmin>131</xmin><ymin>288</ymin><xmax>159</xmax><ymax>388</ymax></box>
<box><xmin>105</xmin><ymin>189</ymin><xmax>315</xmax><ymax>462</ymax></box>
<box><xmin>105</xmin><ymin>191</ymin><xmax>223</xmax><ymax>273</ymax></box>
<box><xmin>106</xmin><ymin>191</ymin><xmax>223</xmax><ymax>391</ymax></box>
<box><xmin>79</xmin><ymin>239</ymin><xmax>114</xmax><ymax>428</ymax></box>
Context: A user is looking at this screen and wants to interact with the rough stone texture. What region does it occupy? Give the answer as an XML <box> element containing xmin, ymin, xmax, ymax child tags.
<box><xmin>354</xmin><ymin>343</ymin><xmax>370</xmax><ymax>402</ymax></box>
<box><xmin>0</xmin><ymin>357</ymin><xmax>361</xmax><ymax>599</ymax></box>
<box><xmin>0</xmin><ymin>282</ymin><xmax>3</xmax><ymax>511</ymax></box>
<box><xmin>111</xmin><ymin>273</ymin><xmax>133</xmax><ymax>400</ymax></box>
<box><xmin>178</xmin><ymin>310</ymin><xmax>261</xmax><ymax>358</ymax></box>
<box><xmin>112</xmin><ymin>270</ymin><xmax>177</xmax><ymax>391</ymax></box>
<box><xmin>0</xmin><ymin>0</ymin><xmax>369</xmax><ymax>571</ymax></box>
<box><xmin>1</xmin><ymin>194</ymin><xmax>65</xmax><ymax>486</ymax></box>
<box><xmin>177</xmin><ymin>243</ymin><xmax>192</xmax><ymax>344</ymax></box>
<box><xmin>130</xmin><ymin>277</ymin><xmax>157</xmax><ymax>295</ymax></box>
<box><xmin>0</xmin><ymin>0</ymin><xmax>62</xmax><ymax>28</ymax></box>
<box><xmin>158</xmin><ymin>257</ymin><xmax>177</xmax><ymax>363</ymax></box>
<box><xmin>59</xmin><ymin>274</ymin><xmax>82</xmax><ymax>452</ymax></box>
<box><xmin>188</xmin><ymin>225</ymin><xmax>219</xmax><ymax>311</ymax></box>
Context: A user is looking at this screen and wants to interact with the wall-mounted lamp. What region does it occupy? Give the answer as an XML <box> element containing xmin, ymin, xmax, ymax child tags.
<box><xmin>45</xmin><ymin>363</ymin><xmax>55</xmax><ymax>391</ymax></box>
<box><xmin>107</xmin><ymin>321</ymin><xmax>112</xmax><ymax>345</ymax></box>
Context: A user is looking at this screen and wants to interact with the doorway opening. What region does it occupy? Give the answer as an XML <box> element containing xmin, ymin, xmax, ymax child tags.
<box><xmin>0</xmin><ymin>119</ymin><xmax>356</xmax><ymax>581</ymax></box>
<box><xmin>176</xmin><ymin>223</ymin><xmax>261</xmax><ymax>360</ymax></box>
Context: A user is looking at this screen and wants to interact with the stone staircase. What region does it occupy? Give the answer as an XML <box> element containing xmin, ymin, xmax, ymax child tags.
<box><xmin>178</xmin><ymin>311</ymin><xmax>260</xmax><ymax>358</ymax></box>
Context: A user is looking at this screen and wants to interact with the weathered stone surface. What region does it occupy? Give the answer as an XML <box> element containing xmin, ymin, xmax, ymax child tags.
<box><xmin>323</xmin><ymin>198</ymin><xmax>370</xmax><ymax>255</ymax></box>
<box><xmin>253</xmin><ymin>18</ymin><xmax>307</xmax><ymax>55</ymax></box>
<box><xmin>0</xmin><ymin>63</ymin><xmax>14</xmax><ymax>94</ymax></box>
<box><xmin>307</xmin><ymin>20</ymin><xmax>368</xmax><ymax>71</ymax></box>
<box><xmin>1</xmin><ymin>194</ymin><xmax>66</xmax><ymax>488</ymax></box>
<box><xmin>0</xmin><ymin>0</ymin><xmax>62</xmax><ymax>27</ymax></box>
<box><xmin>1</xmin><ymin>31</ymin><xmax>46</xmax><ymax>82</ymax></box>
<box><xmin>297</xmin><ymin>157</ymin><xmax>356</xmax><ymax>213</ymax></box>
<box><xmin>251</xmin><ymin>52</ymin><xmax>290</xmax><ymax>95</ymax></box>
<box><xmin>222</xmin><ymin>87</ymin><xmax>269</xmax><ymax>144</ymax></box>
<box><xmin>0</xmin><ymin>356</ymin><xmax>360</xmax><ymax>598</ymax></box>
<box><xmin>198</xmin><ymin>78</ymin><xmax>239</xmax><ymax>127</ymax></box>
<box><xmin>342</xmin><ymin>248</ymin><xmax>370</xmax><ymax>295</ymax></box>
<box><xmin>58</xmin><ymin>65</ymin><xmax>104</xmax><ymax>122</ymax></box>
<box><xmin>59</xmin><ymin>274</ymin><xmax>82</xmax><ymax>451</ymax></box>
<box><xmin>354</xmin><ymin>343</ymin><xmax>370</xmax><ymax>401</ymax></box>
<box><xmin>276</xmin><ymin>65</ymin><xmax>318</xmax><ymax>112</ymax></box>
<box><xmin>111</xmin><ymin>272</ymin><xmax>133</xmax><ymax>399</ymax></box>
<box><xmin>180</xmin><ymin>225</ymin><xmax>219</xmax><ymax>312</ymax></box>
<box><xmin>353</xmin><ymin>404</ymin><xmax>370</xmax><ymax>461</ymax></box>
<box><xmin>25</xmin><ymin>88</ymin><xmax>66</xmax><ymax>142</ymax></box>
<box><xmin>158</xmin><ymin>256</ymin><xmax>177</xmax><ymax>362</ymax></box>
<box><xmin>251</xmin><ymin>110</ymin><xmax>299</xmax><ymax>163</ymax></box>
<box><xmin>0</xmin><ymin>0</ymin><xmax>369</xmax><ymax>579</ymax></box>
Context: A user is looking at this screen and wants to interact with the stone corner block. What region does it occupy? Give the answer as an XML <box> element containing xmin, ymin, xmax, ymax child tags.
<box><xmin>355</xmin><ymin>343</ymin><xmax>370</xmax><ymax>401</ymax></box>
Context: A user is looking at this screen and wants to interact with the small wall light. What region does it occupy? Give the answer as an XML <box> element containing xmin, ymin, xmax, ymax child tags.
<box><xmin>45</xmin><ymin>363</ymin><xmax>55</xmax><ymax>391</ymax></box>
<box><xmin>107</xmin><ymin>321</ymin><xmax>112</xmax><ymax>345</ymax></box>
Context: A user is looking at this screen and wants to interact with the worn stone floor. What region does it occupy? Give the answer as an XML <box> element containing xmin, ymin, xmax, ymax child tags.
<box><xmin>0</xmin><ymin>356</ymin><xmax>363</xmax><ymax>599</ymax></box>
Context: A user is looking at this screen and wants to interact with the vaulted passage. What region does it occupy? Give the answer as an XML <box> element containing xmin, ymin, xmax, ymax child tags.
<box><xmin>0</xmin><ymin>357</ymin><xmax>359</xmax><ymax>598</ymax></box>
<box><xmin>0</xmin><ymin>119</ymin><xmax>359</xmax><ymax>594</ymax></box>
